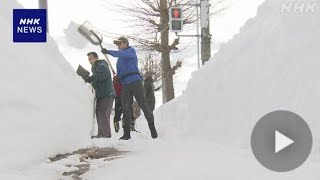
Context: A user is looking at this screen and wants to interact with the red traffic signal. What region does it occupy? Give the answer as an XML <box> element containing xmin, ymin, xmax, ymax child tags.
<box><xmin>169</xmin><ymin>7</ymin><xmax>183</xmax><ymax>32</ymax></box>
<box><xmin>171</xmin><ymin>8</ymin><xmax>181</xmax><ymax>19</ymax></box>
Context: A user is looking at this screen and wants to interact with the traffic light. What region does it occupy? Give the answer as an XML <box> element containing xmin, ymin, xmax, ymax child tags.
<box><xmin>169</xmin><ymin>7</ymin><xmax>183</xmax><ymax>32</ymax></box>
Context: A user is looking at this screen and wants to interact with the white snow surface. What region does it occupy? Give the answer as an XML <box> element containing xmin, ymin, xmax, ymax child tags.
<box><xmin>0</xmin><ymin>0</ymin><xmax>93</xmax><ymax>176</ymax></box>
<box><xmin>2</xmin><ymin>0</ymin><xmax>320</xmax><ymax>179</ymax></box>
<box><xmin>85</xmin><ymin>0</ymin><xmax>320</xmax><ymax>179</ymax></box>
<box><xmin>181</xmin><ymin>0</ymin><xmax>320</xmax><ymax>145</ymax></box>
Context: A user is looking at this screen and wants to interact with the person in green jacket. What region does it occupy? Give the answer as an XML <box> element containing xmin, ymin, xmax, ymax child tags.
<box><xmin>85</xmin><ymin>52</ymin><xmax>115</xmax><ymax>138</ymax></box>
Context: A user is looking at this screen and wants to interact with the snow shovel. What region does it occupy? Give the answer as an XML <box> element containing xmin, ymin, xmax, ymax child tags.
<box><xmin>76</xmin><ymin>64</ymin><xmax>90</xmax><ymax>81</ymax></box>
<box><xmin>75</xmin><ymin>65</ymin><xmax>97</xmax><ymax>136</ymax></box>
<box><xmin>78</xmin><ymin>21</ymin><xmax>116</xmax><ymax>74</ymax></box>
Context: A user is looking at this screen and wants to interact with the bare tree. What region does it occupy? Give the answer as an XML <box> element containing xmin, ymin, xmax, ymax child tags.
<box><xmin>113</xmin><ymin>0</ymin><xmax>229</xmax><ymax>103</ymax></box>
<box><xmin>140</xmin><ymin>51</ymin><xmax>162</xmax><ymax>82</ymax></box>
<box><xmin>140</xmin><ymin>51</ymin><xmax>182</xmax><ymax>92</ymax></box>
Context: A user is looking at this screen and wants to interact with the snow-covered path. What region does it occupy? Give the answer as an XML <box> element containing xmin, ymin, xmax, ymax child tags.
<box><xmin>2</xmin><ymin>0</ymin><xmax>320</xmax><ymax>179</ymax></box>
<box><xmin>83</xmin><ymin>130</ymin><xmax>320</xmax><ymax>180</ymax></box>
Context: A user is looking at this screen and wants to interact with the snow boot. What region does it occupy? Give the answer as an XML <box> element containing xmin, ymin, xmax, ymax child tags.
<box><xmin>91</xmin><ymin>134</ymin><xmax>110</xmax><ymax>139</ymax></box>
<box><xmin>130</xmin><ymin>120</ymin><xmax>136</xmax><ymax>131</ymax></box>
<box><xmin>114</xmin><ymin>121</ymin><xmax>120</xmax><ymax>133</ymax></box>
<box><xmin>113</xmin><ymin>117</ymin><xmax>121</xmax><ymax>133</ymax></box>
<box><xmin>119</xmin><ymin>127</ymin><xmax>131</xmax><ymax>140</ymax></box>
<box><xmin>148</xmin><ymin>122</ymin><xmax>158</xmax><ymax>139</ymax></box>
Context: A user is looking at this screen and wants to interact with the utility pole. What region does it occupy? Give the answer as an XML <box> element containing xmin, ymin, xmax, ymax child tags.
<box><xmin>200</xmin><ymin>0</ymin><xmax>211</xmax><ymax>65</ymax></box>
<box><xmin>196</xmin><ymin>1</ymin><xmax>200</xmax><ymax>69</ymax></box>
<box><xmin>38</xmin><ymin>0</ymin><xmax>49</xmax><ymax>33</ymax></box>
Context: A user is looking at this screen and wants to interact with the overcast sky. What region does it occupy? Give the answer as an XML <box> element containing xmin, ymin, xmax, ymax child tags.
<box><xmin>17</xmin><ymin>0</ymin><xmax>265</xmax><ymax>43</ymax></box>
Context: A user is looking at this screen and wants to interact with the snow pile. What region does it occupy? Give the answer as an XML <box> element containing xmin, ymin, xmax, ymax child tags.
<box><xmin>156</xmin><ymin>0</ymin><xmax>320</xmax><ymax>145</ymax></box>
<box><xmin>0</xmin><ymin>0</ymin><xmax>93</xmax><ymax>173</ymax></box>
<box><xmin>20</xmin><ymin>0</ymin><xmax>320</xmax><ymax>179</ymax></box>
<box><xmin>101</xmin><ymin>0</ymin><xmax>320</xmax><ymax>179</ymax></box>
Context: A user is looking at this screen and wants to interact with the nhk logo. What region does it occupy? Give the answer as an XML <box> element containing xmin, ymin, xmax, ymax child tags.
<box><xmin>18</xmin><ymin>18</ymin><xmax>42</xmax><ymax>33</ymax></box>
<box><xmin>13</xmin><ymin>9</ymin><xmax>47</xmax><ymax>42</ymax></box>
<box><xmin>281</xmin><ymin>2</ymin><xmax>318</xmax><ymax>13</ymax></box>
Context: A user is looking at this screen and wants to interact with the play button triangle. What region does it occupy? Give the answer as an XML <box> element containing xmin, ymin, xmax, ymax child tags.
<box><xmin>275</xmin><ymin>131</ymin><xmax>294</xmax><ymax>153</ymax></box>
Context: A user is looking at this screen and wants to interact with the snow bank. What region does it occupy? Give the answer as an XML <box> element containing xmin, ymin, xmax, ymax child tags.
<box><xmin>0</xmin><ymin>1</ymin><xmax>93</xmax><ymax>173</ymax></box>
<box><xmin>156</xmin><ymin>0</ymin><xmax>320</xmax><ymax>145</ymax></box>
<box><xmin>63</xmin><ymin>0</ymin><xmax>320</xmax><ymax>179</ymax></box>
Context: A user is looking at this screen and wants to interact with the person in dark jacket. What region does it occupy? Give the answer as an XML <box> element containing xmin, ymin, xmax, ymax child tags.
<box><xmin>85</xmin><ymin>52</ymin><xmax>115</xmax><ymax>138</ymax></box>
<box><xmin>143</xmin><ymin>73</ymin><xmax>156</xmax><ymax>111</ymax></box>
<box><xmin>101</xmin><ymin>37</ymin><xmax>158</xmax><ymax>140</ymax></box>
<box><xmin>113</xmin><ymin>76</ymin><xmax>122</xmax><ymax>133</ymax></box>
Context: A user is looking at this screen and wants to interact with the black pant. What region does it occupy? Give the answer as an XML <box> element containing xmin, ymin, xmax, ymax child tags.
<box><xmin>121</xmin><ymin>81</ymin><xmax>154</xmax><ymax>129</ymax></box>
<box><xmin>114</xmin><ymin>96</ymin><xmax>137</xmax><ymax>126</ymax></box>
<box><xmin>114</xmin><ymin>97</ymin><xmax>122</xmax><ymax>123</ymax></box>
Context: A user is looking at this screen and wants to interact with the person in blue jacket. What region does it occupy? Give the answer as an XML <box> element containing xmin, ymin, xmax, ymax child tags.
<box><xmin>101</xmin><ymin>37</ymin><xmax>158</xmax><ymax>140</ymax></box>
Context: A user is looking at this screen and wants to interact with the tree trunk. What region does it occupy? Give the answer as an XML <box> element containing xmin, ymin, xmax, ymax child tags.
<box><xmin>160</xmin><ymin>0</ymin><xmax>175</xmax><ymax>103</ymax></box>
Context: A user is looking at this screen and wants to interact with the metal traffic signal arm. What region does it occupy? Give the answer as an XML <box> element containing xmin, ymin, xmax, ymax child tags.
<box><xmin>172</xmin><ymin>2</ymin><xmax>201</xmax><ymax>69</ymax></box>
<box><xmin>172</xmin><ymin>0</ymin><xmax>211</xmax><ymax>69</ymax></box>
<box><xmin>169</xmin><ymin>6</ymin><xmax>183</xmax><ymax>32</ymax></box>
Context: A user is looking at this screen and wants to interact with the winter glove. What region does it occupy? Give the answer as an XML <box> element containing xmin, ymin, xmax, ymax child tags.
<box><xmin>85</xmin><ymin>76</ymin><xmax>94</xmax><ymax>83</ymax></box>
<box><xmin>101</xmin><ymin>48</ymin><xmax>108</xmax><ymax>54</ymax></box>
<box><xmin>113</xmin><ymin>75</ymin><xmax>120</xmax><ymax>82</ymax></box>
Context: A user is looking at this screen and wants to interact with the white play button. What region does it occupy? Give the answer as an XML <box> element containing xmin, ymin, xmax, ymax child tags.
<box><xmin>251</xmin><ymin>111</ymin><xmax>313</xmax><ymax>172</ymax></box>
<box><xmin>275</xmin><ymin>131</ymin><xmax>294</xmax><ymax>153</ymax></box>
